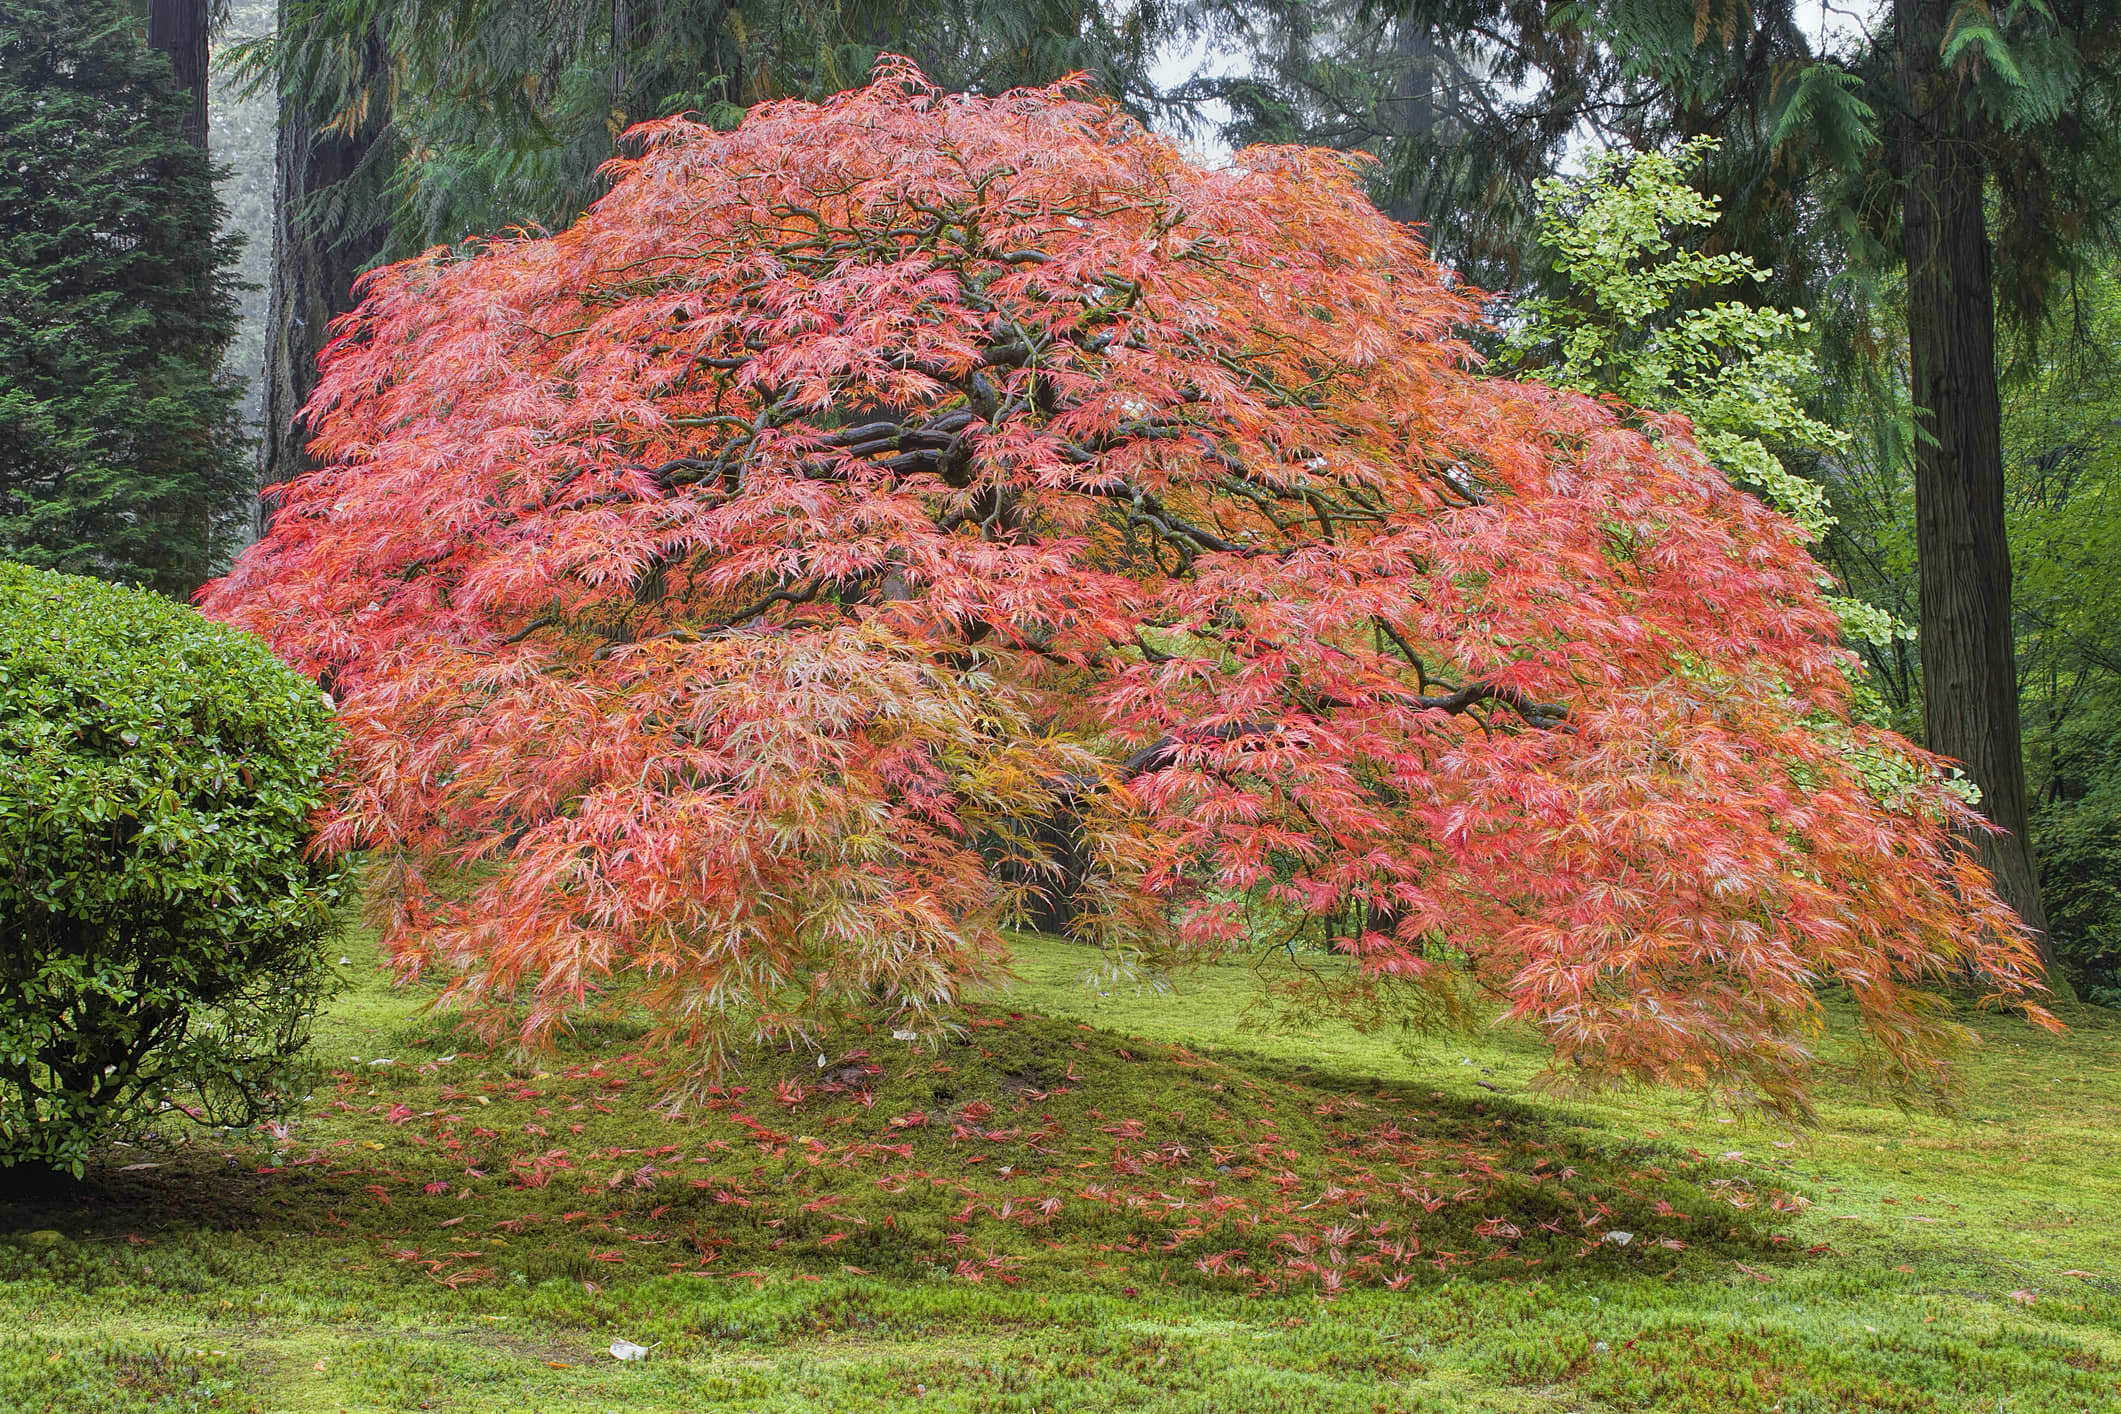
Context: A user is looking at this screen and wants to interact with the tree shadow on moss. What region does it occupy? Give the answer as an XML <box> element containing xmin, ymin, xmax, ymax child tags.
<box><xmin>3</xmin><ymin>1008</ymin><xmax>1806</xmax><ymax>1300</ymax></box>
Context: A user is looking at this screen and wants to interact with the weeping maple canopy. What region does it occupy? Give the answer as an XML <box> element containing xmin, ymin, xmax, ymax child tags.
<box><xmin>204</xmin><ymin>61</ymin><xmax>2053</xmax><ymax>1116</ymax></box>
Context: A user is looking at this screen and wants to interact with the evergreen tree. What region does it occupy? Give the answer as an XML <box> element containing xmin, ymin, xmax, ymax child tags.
<box><xmin>252</xmin><ymin>0</ymin><xmax>386</xmax><ymax>509</ymax></box>
<box><xmin>1560</xmin><ymin>0</ymin><xmax>2121</xmax><ymax>966</ymax></box>
<box><xmin>0</xmin><ymin>0</ymin><xmax>249</xmax><ymax>596</ymax></box>
<box><xmin>1177</xmin><ymin>0</ymin><xmax>1609</xmax><ymax>283</ymax></box>
<box><xmin>242</xmin><ymin>0</ymin><xmax>1181</xmax><ymax>496</ymax></box>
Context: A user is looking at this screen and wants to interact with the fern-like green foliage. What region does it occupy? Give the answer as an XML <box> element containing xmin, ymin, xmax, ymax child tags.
<box><xmin>1818</xmin><ymin>263</ymin><xmax>2121</xmax><ymax>995</ymax></box>
<box><xmin>1508</xmin><ymin>144</ymin><xmax>1835</xmax><ymax>523</ymax></box>
<box><xmin>1998</xmin><ymin>275</ymin><xmax>2121</xmax><ymax>999</ymax></box>
<box><xmin>1575</xmin><ymin>0</ymin><xmax>2121</xmax><ymax>331</ymax></box>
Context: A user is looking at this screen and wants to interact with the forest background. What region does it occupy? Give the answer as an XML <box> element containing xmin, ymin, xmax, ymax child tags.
<box><xmin>169</xmin><ymin>0</ymin><xmax>2121</xmax><ymax>1002</ymax></box>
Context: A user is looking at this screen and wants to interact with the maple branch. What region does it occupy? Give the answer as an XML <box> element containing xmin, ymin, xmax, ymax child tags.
<box><xmin>716</xmin><ymin>580</ymin><xmax>824</xmax><ymax>628</ymax></box>
<box><xmin>1361</xmin><ymin>624</ymin><xmax>1570</xmax><ymax>726</ymax></box>
<box><xmin>1413</xmin><ymin>682</ymin><xmax>1571</xmax><ymax>731</ymax></box>
<box><xmin>648</xmin><ymin>456</ymin><xmax>725</xmax><ymax>489</ymax></box>
<box><xmin>828</xmin><ymin>409</ymin><xmax>980</xmax><ymax>460</ymax></box>
<box><xmin>1132</xmin><ymin>630</ymin><xmax>1178</xmax><ymax>664</ymax></box>
<box><xmin>1084</xmin><ymin>483</ymin><xmax>1250</xmax><ymax>558</ymax></box>
<box><xmin>496</xmin><ymin>614</ymin><xmax>561</xmax><ymax>647</ymax></box>
<box><xmin>1125</xmin><ymin>504</ymin><xmax>1245</xmax><ymax>557</ymax></box>
<box><xmin>1120</xmin><ymin>680</ymin><xmax>1571</xmax><ymax>779</ymax></box>
<box><xmin>1214</xmin><ymin>474</ymin><xmax>1302</xmax><ymax>536</ymax></box>
<box><xmin>1120</xmin><ymin>721</ymin><xmax>1277</xmax><ymax>776</ymax></box>
<box><xmin>1371</xmin><ymin>618</ymin><xmax>1434</xmax><ymax>691</ymax></box>
<box><xmin>1432</xmin><ymin>461</ymin><xmax>1491</xmax><ymax>507</ymax></box>
<box><xmin>588</xmin><ymin>582</ymin><xmax>828</xmax><ymax>660</ymax></box>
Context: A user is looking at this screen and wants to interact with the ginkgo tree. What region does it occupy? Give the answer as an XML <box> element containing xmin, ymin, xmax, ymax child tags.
<box><xmin>204</xmin><ymin>61</ymin><xmax>2056</xmax><ymax>1119</ymax></box>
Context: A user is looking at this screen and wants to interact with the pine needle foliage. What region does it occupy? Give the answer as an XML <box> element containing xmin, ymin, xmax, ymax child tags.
<box><xmin>1172</xmin><ymin>0</ymin><xmax>1614</xmax><ymax>283</ymax></box>
<box><xmin>0</xmin><ymin>0</ymin><xmax>250</xmax><ymax>596</ymax></box>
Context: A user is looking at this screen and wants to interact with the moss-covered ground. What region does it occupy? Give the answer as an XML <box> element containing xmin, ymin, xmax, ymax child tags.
<box><xmin>3</xmin><ymin>933</ymin><xmax>2117</xmax><ymax>1412</ymax></box>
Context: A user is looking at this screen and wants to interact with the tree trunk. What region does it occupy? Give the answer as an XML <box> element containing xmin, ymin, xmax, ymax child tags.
<box><xmin>1379</xmin><ymin>15</ymin><xmax>1440</xmax><ymax>226</ymax></box>
<box><xmin>1896</xmin><ymin>0</ymin><xmax>2059</xmax><ymax>972</ymax></box>
<box><xmin>146</xmin><ymin>0</ymin><xmax>208</xmax><ymax>150</ymax></box>
<box><xmin>257</xmin><ymin>6</ymin><xmax>389</xmax><ymax>524</ymax></box>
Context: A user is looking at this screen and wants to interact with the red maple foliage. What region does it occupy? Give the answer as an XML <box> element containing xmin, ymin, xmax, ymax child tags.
<box><xmin>204</xmin><ymin>60</ymin><xmax>2053</xmax><ymax>1116</ymax></box>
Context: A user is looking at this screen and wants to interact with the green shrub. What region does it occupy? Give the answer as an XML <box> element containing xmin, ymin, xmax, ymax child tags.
<box><xmin>0</xmin><ymin>562</ymin><xmax>345</xmax><ymax>1176</ymax></box>
<box><xmin>2033</xmin><ymin>777</ymin><xmax>2121</xmax><ymax>1006</ymax></box>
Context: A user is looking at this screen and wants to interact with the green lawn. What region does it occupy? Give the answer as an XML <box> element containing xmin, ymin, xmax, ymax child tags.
<box><xmin>3</xmin><ymin>932</ymin><xmax>2117</xmax><ymax>1413</ymax></box>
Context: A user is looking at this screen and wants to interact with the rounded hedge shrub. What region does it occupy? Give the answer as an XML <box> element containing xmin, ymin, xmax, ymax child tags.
<box><xmin>0</xmin><ymin>562</ymin><xmax>346</xmax><ymax>1176</ymax></box>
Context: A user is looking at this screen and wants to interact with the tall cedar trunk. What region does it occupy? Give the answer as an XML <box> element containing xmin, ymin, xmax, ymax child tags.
<box><xmin>1896</xmin><ymin>0</ymin><xmax>2058</xmax><ymax>968</ymax></box>
<box><xmin>146</xmin><ymin>0</ymin><xmax>208</xmax><ymax>150</ymax></box>
<box><xmin>257</xmin><ymin>6</ymin><xmax>388</xmax><ymax>521</ymax></box>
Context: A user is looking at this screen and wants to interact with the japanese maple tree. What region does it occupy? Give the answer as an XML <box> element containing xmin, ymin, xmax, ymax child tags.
<box><xmin>204</xmin><ymin>60</ymin><xmax>2054</xmax><ymax>1117</ymax></box>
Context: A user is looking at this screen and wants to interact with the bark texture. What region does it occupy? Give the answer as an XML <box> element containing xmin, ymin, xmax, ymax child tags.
<box><xmin>257</xmin><ymin>5</ymin><xmax>388</xmax><ymax>520</ymax></box>
<box><xmin>146</xmin><ymin>0</ymin><xmax>208</xmax><ymax>149</ymax></box>
<box><xmin>1897</xmin><ymin>0</ymin><xmax>2057</xmax><ymax>964</ymax></box>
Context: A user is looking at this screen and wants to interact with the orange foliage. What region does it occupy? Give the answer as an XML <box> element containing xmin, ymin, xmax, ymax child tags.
<box><xmin>204</xmin><ymin>60</ymin><xmax>2053</xmax><ymax>1115</ymax></box>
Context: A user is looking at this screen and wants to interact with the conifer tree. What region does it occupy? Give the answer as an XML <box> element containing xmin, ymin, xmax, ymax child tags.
<box><xmin>0</xmin><ymin>0</ymin><xmax>249</xmax><ymax>595</ymax></box>
<box><xmin>1177</xmin><ymin>0</ymin><xmax>1603</xmax><ymax>282</ymax></box>
<box><xmin>245</xmin><ymin>0</ymin><xmax>1179</xmax><ymax>495</ymax></box>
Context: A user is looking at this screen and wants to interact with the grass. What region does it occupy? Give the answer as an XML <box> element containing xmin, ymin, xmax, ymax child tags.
<box><xmin>3</xmin><ymin>931</ymin><xmax>2118</xmax><ymax>1413</ymax></box>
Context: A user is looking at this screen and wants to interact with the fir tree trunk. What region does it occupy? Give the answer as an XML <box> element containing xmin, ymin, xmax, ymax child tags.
<box><xmin>1378</xmin><ymin>16</ymin><xmax>1439</xmax><ymax>225</ymax></box>
<box><xmin>1896</xmin><ymin>0</ymin><xmax>2058</xmax><ymax>970</ymax></box>
<box><xmin>146</xmin><ymin>0</ymin><xmax>208</xmax><ymax>150</ymax></box>
<box><xmin>257</xmin><ymin>6</ymin><xmax>387</xmax><ymax>520</ymax></box>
